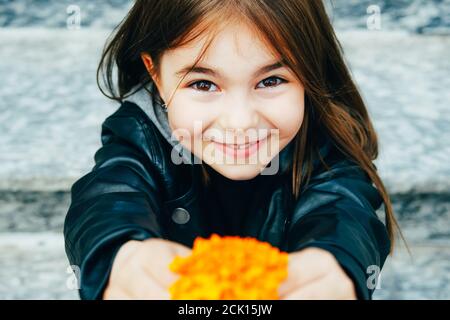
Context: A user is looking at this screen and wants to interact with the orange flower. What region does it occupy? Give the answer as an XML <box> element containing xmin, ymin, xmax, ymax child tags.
<box><xmin>169</xmin><ymin>234</ymin><xmax>288</xmax><ymax>300</ymax></box>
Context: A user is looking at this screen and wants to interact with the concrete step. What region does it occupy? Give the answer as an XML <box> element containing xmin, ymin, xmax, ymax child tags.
<box><xmin>0</xmin><ymin>233</ymin><xmax>78</xmax><ymax>300</ymax></box>
<box><xmin>2</xmin><ymin>191</ymin><xmax>449</xmax><ymax>244</ymax></box>
<box><xmin>1</xmin><ymin>0</ymin><xmax>448</xmax><ymax>35</ymax></box>
<box><xmin>373</xmin><ymin>244</ymin><xmax>450</xmax><ymax>299</ymax></box>
<box><xmin>0</xmin><ymin>232</ymin><xmax>449</xmax><ymax>300</ymax></box>
<box><xmin>1</xmin><ymin>191</ymin><xmax>449</xmax><ymax>300</ymax></box>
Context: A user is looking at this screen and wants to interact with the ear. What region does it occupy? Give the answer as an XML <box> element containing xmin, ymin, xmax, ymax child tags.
<box><xmin>141</xmin><ymin>53</ymin><xmax>159</xmax><ymax>83</ymax></box>
<box><xmin>141</xmin><ymin>52</ymin><xmax>165</xmax><ymax>101</ymax></box>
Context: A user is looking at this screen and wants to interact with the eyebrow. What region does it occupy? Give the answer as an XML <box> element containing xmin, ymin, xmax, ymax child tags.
<box><xmin>175</xmin><ymin>59</ymin><xmax>286</xmax><ymax>79</ymax></box>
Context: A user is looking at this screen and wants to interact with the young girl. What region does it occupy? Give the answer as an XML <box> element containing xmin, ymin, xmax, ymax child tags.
<box><xmin>64</xmin><ymin>0</ymin><xmax>402</xmax><ymax>300</ymax></box>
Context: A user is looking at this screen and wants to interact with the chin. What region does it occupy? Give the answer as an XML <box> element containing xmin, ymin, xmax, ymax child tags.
<box><xmin>208</xmin><ymin>163</ymin><xmax>264</xmax><ymax>181</ymax></box>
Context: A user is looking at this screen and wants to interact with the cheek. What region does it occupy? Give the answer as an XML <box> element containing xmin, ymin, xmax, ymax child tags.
<box><xmin>263</xmin><ymin>91</ymin><xmax>305</xmax><ymax>138</ymax></box>
<box><xmin>168</xmin><ymin>110</ymin><xmax>194</xmax><ymax>136</ymax></box>
<box><xmin>167</xmin><ymin>100</ymin><xmax>214</xmax><ymax>154</ymax></box>
<box><xmin>167</xmin><ymin>91</ymin><xmax>220</xmax><ymax>135</ymax></box>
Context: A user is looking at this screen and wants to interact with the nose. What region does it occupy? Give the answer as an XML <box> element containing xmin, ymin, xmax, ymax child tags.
<box><xmin>218</xmin><ymin>96</ymin><xmax>259</xmax><ymax>133</ymax></box>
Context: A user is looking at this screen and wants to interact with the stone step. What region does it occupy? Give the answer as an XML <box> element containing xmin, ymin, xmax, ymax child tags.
<box><xmin>373</xmin><ymin>244</ymin><xmax>450</xmax><ymax>300</ymax></box>
<box><xmin>0</xmin><ymin>233</ymin><xmax>78</xmax><ymax>300</ymax></box>
<box><xmin>1</xmin><ymin>190</ymin><xmax>449</xmax><ymax>245</ymax></box>
<box><xmin>0</xmin><ymin>191</ymin><xmax>448</xmax><ymax>300</ymax></box>
<box><xmin>0</xmin><ymin>232</ymin><xmax>448</xmax><ymax>300</ymax></box>
<box><xmin>1</xmin><ymin>0</ymin><xmax>448</xmax><ymax>35</ymax></box>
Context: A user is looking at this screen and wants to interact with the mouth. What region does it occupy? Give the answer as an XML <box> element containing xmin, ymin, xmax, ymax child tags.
<box><xmin>212</xmin><ymin>136</ymin><xmax>270</xmax><ymax>158</ymax></box>
<box><xmin>220</xmin><ymin>141</ymin><xmax>259</xmax><ymax>149</ymax></box>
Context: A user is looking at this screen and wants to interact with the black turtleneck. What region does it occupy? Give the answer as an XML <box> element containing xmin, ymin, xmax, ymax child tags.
<box><xmin>200</xmin><ymin>164</ymin><xmax>285</xmax><ymax>236</ymax></box>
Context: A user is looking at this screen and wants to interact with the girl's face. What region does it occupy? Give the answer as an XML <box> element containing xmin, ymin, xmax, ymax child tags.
<box><xmin>142</xmin><ymin>22</ymin><xmax>305</xmax><ymax>180</ymax></box>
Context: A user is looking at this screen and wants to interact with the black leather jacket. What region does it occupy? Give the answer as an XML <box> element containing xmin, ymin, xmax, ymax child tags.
<box><xmin>64</xmin><ymin>101</ymin><xmax>391</xmax><ymax>300</ymax></box>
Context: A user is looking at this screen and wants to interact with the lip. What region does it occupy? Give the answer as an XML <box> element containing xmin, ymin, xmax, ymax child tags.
<box><xmin>213</xmin><ymin>136</ymin><xmax>269</xmax><ymax>159</ymax></box>
<box><xmin>211</xmin><ymin>134</ymin><xmax>270</xmax><ymax>145</ymax></box>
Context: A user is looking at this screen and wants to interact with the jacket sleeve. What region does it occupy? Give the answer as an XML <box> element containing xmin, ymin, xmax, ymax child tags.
<box><xmin>285</xmin><ymin>161</ymin><xmax>391</xmax><ymax>300</ymax></box>
<box><xmin>63</xmin><ymin>106</ymin><xmax>167</xmax><ymax>300</ymax></box>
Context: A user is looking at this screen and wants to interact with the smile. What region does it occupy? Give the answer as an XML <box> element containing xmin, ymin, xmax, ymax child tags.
<box><xmin>212</xmin><ymin>136</ymin><xmax>269</xmax><ymax>158</ymax></box>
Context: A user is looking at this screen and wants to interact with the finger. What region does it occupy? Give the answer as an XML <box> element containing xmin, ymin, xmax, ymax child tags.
<box><xmin>141</xmin><ymin>240</ymin><xmax>191</xmax><ymax>289</ymax></box>
<box><xmin>140</xmin><ymin>241</ymin><xmax>179</xmax><ymax>288</ymax></box>
<box><xmin>133</xmin><ymin>283</ymin><xmax>171</xmax><ymax>300</ymax></box>
<box><xmin>144</xmin><ymin>261</ymin><xmax>179</xmax><ymax>289</ymax></box>
<box><xmin>125</xmin><ymin>269</ymin><xmax>171</xmax><ymax>300</ymax></box>
<box><xmin>283</xmin><ymin>275</ymin><xmax>332</xmax><ymax>300</ymax></box>
<box><xmin>103</xmin><ymin>288</ymin><xmax>132</xmax><ymax>300</ymax></box>
<box><xmin>168</xmin><ymin>241</ymin><xmax>192</xmax><ymax>257</ymax></box>
<box><xmin>112</xmin><ymin>260</ymin><xmax>171</xmax><ymax>300</ymax></box>
<box><xmin>278</xmin><ymin>274</ymin><xmax>325</xmax><ymax>299</ymax></box>
<box><xmin>278</xmin><ymin>248</ymin><xmax>334</xmax><ymax>296</ymax></box>
<box><xmin>282</xmin><ymin>273</ymin><xmax>354</xmax><ymax>300</ymax></box>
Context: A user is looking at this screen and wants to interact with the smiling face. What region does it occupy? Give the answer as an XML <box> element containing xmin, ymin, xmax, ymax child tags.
<box><xmin>142</xmin><ymin>22</ymin><xmax>305</xmax><ymax>180</ymax></box>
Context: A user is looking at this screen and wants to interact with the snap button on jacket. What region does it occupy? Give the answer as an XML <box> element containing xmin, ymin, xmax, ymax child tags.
<box><xmin>171</xmin><ymin>208</ymin><xmax>191</xmax><ymax>225</ymax></box>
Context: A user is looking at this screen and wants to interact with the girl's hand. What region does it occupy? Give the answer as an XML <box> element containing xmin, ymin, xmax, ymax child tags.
<box><xmin>103</xmin><ymin>238</ymin><xmax>191</xmax><ymax>300</ymax></box>
<box><xmin>278</xmin><ymin>247</ymin><xmax>357</xmax><ymax>300</ymax></box>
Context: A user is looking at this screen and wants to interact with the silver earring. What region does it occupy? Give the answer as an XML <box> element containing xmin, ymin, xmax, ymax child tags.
<box><xmin>162</xmin><ymin>103</ymin><xmax>168</xmax><ymax>113</ymax></box>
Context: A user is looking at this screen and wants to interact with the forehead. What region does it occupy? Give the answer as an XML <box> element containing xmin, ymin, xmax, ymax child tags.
<box><xmin>162</xmin><ymin>22</ymin><xmax>281</xmax><ymax>75</ymax></box>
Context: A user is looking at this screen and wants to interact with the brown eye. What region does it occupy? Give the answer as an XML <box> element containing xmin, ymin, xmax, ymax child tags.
<box><xmin>189</xmin><ymin>80</ymin><xmax>217</xmax><ymax>92</ymax></box>
<box><xmin>257</xmin><ymin>76</ymin><xmax>287</xmax><ymax>89</ymax></box>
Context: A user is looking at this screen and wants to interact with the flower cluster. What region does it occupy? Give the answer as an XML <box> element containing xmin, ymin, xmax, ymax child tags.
<box><xmin>169</xmin><ymin>234</ymin><xmax>288</xmax><ymax>300</ymax></box>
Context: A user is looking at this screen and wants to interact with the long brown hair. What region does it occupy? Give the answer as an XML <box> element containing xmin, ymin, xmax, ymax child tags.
<box><xmin>97</xmin><ymin>0</ymin><xmax>405</xmax><ymax>254</ymax></box>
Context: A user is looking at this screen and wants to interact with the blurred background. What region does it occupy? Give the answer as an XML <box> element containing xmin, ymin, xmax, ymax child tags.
<box><xmin>0</xmin><ymin>0</ymin><xmax>449</xmax><ymax>299</ymax></box>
